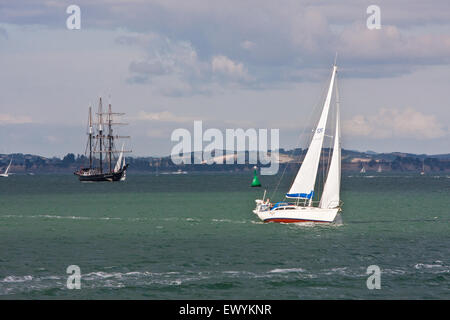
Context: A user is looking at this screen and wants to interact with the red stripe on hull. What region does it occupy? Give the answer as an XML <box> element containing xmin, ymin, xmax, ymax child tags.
<box><xmin>264</xmin><ymin>218</ymin><xmax>330</xmax><ymax>223</ymax></box>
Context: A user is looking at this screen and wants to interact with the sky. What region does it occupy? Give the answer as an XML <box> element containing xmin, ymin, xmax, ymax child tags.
<box><xmin>0</xmin><ymin>0</ymin><xmax>449</xmax><ymax>157</ymax></box>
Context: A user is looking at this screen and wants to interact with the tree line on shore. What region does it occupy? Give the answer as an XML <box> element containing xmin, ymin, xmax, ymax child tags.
<box><xmin>0</xmin><ymin>150</ymin><xmax>449</xmax><ymax>173</ymax></box>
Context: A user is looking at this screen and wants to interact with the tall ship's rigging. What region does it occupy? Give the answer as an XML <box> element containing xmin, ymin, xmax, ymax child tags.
<box><xmin>74</xmin><ymin>97</ymin><xmax>131</xmax><ymax>182</ymax></box>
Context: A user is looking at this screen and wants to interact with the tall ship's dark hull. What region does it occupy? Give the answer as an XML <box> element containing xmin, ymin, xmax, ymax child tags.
<box><xmin>74</xmin><ymin>165</ymin><xmax>128</xmax><ymax>182</ymax></box>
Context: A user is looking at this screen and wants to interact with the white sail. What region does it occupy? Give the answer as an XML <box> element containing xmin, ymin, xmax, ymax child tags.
<box><xmin>287</xmin><ymin>65</ymin><xmax>337</xmax><ymax>200</ymax></box>
<box><xmin>0</xmin><ymin>158</ymin><xmax>12</xmax><ymax>177</ymax></box>
<box><xmin>114</xmin><ymin>144</ymin><xmax>124</xmax><ymax>172</ymax></box>
<box><xmin>5</xmin><ymin>159</ymin><xmax>12</xmax><ymax>175</ymax></box>
<box><xmin>120</xmin><ymin>155</ymin><xmax>127</xmax><ymax>181</ymax></box>
<box><xmin>320</xmin><ymin>79</ymin><xmax>340</xmax><ymax>209</ymax></box>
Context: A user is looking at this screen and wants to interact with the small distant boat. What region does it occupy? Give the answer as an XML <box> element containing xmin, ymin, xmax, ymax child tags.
<box><xmin>253</xmin><ymin>62</ymin><xmax>341</xmax><ymax>224</ymax></box>
<box><xmin>162</xmin><ymin>169</ymin><xmax>188</xmax><ymax>175</ymax></box>
<box><xmin>172</xmin><ymin>169</ymin><xmax>187</xmax><ymax>175</ymax></box>
<box><xmin>251</xmin><ymin>166</ymin><xmax>262</xmax><ymax>187</ymax></box>
<box><xmin>74</xmin><ymin>97</ymin><xmax>131</xmax><ymax>182</ymax></box>
<box><xmin>360</xmin><ymin>166</ymin><xmax>366</xmax><ymax>174</ymax></box>
<box><xmin>420</xmin><ymin>159</ymin><xmax>425</xmax><ymax>175</ymax></box>
<box><xmin>377</xmin><ymin>165</ymin><xmax>382</xmax><ymax>173</ymax></box>
<box><xmin>0</xmin><ymin>158</ymin><xmax>12</xmax><ymax>177</ymax></box>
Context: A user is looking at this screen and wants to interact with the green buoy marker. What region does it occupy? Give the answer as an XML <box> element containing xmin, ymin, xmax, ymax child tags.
<box><xmin>251</xmin><ymin>166</ymin><xmax>262</xmax><ymax>187</ymax></box>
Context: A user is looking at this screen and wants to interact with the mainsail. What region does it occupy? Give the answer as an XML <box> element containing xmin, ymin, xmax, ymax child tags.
<box><xmin>319</xmin><ymin>79</ymin><xmax>340</xmax><ymax>209</ymax></box>
<box><xmin>286</xmin><ymin>65</ymin><xmax>337</xmax><ymax>200</ymax></box>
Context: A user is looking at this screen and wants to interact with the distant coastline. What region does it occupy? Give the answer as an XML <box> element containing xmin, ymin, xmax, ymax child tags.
<box><xmin>1</xmin><ymin>149</ymin><xmax>449</xmax><ymax>174</ymax></box>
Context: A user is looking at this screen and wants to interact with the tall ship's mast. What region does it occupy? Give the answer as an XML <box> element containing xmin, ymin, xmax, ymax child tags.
<box><xmin>88</xmin><ymin>106</ymin><xmax>93</xmax><ymax>169</ymax></box>
<box><xmin>74</xmin><ymin>97</ymin><xmax>131</xmax><ymax>182</ymax></box>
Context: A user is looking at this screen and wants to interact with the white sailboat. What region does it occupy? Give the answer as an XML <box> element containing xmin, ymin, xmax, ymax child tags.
<box><xmin>360</xmin><ymin>166</ymin><xmax>366</xmax><ymax>173</ymax></box>
<box><xmin>0</xmin><ymin>158</ymin><xmax>12</xmax><ymax>177</ymax></box>
<box><xmin>114</xmin><ymin>143</ymin><xmax>127</xmax><ymax>181</ymax></box>
<box><xmin>377</xmin><ymin>165</ymin><xmax>382</xmax><ymax>173</ymax></box>
<box><xmin>253</xmin><ymin>63</ymin><xmax>341</xmax><ymax>223</ymax></box>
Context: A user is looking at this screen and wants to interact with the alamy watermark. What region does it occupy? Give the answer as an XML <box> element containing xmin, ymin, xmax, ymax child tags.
<box><xmin>66</xmin><ymin>5</ymin><xmax>81</xmax><ymax>30</ymax></box>
<box><xmin>66</xmin><ymin>265</ymin><xmax>81</xmax><ymax>289</ymax></box>
<box><xmin>171</xmin><ymin>121</ymin><xmax>279</xmax><ymax>175</ymax></box>
<box><xmin>366</xmin><ymin>5</ymin><xmax>381</xmax><ymax>30</ymax></box>
<box><xmin>366</xmin><ymin>265</ymin><xmax>381</xmax><ymax>289</ymax></box>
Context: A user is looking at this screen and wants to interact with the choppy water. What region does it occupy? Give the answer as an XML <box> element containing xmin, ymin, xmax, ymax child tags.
<box><xmin>0</xmin><ymin>173</ymin><xmax>449</xmax><ymax>299</ymax></box>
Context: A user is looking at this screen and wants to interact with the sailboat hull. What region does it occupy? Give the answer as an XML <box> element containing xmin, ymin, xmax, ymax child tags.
<box><xmin>253</xmin><ymin>204</ymin><xmax>339</xmax><ymax>223</ymax></box>
<box><xmin>74</xmin><ymin>165</ymin><xmax>128</xmax><ymax>182</ymax></box>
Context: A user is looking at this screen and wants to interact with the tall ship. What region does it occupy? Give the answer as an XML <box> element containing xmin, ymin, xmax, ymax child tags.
<box><xmin>253</xmin><ymin>61</ymin><xmax>341</xmax><ymax>223</ymax></box>
<box><xmin>74</xmin><ymin>97</ymin><xmax>131</xmax><ymax>182</ymax></box>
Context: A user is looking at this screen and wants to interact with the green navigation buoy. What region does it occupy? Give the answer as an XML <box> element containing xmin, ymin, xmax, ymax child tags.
<box><xmin>251</xmin><ymin>166</ymin><xmax>262</xmax><ymax>187</ymax></box>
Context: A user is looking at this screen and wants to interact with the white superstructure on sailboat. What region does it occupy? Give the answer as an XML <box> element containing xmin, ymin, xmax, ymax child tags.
<box><xmin>253</xmin><ymin>62</ymin><xmax>341</xmax><ymax>223</ymax></box>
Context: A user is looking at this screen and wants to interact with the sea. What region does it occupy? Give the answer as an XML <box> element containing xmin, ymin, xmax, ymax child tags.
<box><xmin>0</xmin><ymin>173</ymin><xmax>449</xmax><ymax>299</ymax></box>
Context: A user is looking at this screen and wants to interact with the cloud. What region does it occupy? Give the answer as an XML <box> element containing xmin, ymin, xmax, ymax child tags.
<box><xmin>211</xmin><ymin>55</ymin><xmax>247</xmax><ymax>79</ymax></box>
<box><xmin>126</xmin><ymin>60</ymin><xmax>168</xmax><ymax>83</ymax></box>
<box><xmin>116</xmin><ymin>3</ymin><xmax>450</xmax><ymax>83</ymax></box>
<box><xmin>135</xmin><ymin>111</ymin><xmax>197</xmax><ymax>123</ymax></box>
<box><xmin>120</xmin><ymin>33</ymin><xmax>213</xmax><ymax>92</ymax></box>
<box><xmin>129</xmin><ymin>60</ymin><xmax>167</xmax><ymax>76</ymax></box>
<box><xmin>337</xmin><ymin>23</ymin><xmax>450</xmax><ymax>65</ymax></box>
<box><xmin>0</xmin><ymin>114</ymin><xmax>33</xmax><ymax>124</ymax></box>
<box><xmin>240</xmin><ymin>40</ymin><xmax>255</xmax><ymax>50</ymax></box>
<box><xmin>0</xmin><ymin>27</ymin><xmax>8</xmax><ymax>39</ymax></box>
<box><xmin>4</xmin><ymin>1</ymin><xmax>450</xmax><ymax>84</ymax></box>
<box><xmin>146</xmin><ymin>128</ymin><xmax>168</xmax><ymax>138</ymax></box>
<box><xmin>46</xmin><ymin>135</ymin><xmax>61</xmax><ymax>143</ymax></box>
<box><xmin>343</xmin><ymin>108</ymin><xmax>448</xmax><ymax>140</ymax></box>
<box><xmin>121</xmin><ymin>32</ymin><xmax>251</xmax><ymax>93</ymax></box>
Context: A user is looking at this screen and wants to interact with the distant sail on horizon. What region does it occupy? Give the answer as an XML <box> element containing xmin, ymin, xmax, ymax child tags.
<box><xmin>0</xmin><ymin>158</ymin><xmax>12</xmax><ymax>177</ymax></box>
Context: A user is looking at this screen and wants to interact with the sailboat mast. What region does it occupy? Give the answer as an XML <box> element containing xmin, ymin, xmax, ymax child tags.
<box><xmin>108</xmin><ymin>103</ymin><xmax>113</xmax><ymax>173</ymax></box>
<box><xmin>98</xmin><ymin>98</ymin><xmax>103</xmax><ymax>174</ymax></box>
<box><xmin>88</xmin><ymin>106</ymin><xmax>93</xmax><ymax>169</ymax></box>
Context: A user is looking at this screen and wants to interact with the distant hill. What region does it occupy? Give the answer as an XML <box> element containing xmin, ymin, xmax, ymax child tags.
<box><xmin>1</xmin><ymin>149</ymin><xmax>449</xmax><ymax>174</ymax></box>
